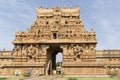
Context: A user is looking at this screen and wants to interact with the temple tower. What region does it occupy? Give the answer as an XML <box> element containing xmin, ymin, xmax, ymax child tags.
<box><xmin>13</xmin><ymin>6</ymin><xmax>97</xmax><ymax>75</ymax></box>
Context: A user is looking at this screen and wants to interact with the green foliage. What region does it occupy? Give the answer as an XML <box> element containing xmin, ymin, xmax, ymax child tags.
<box><xmin>0</xmin><ymin>77</ymin><xmax>7</xmax><ymax>80</ymax></box>
<box><xmin>108</xmin><ymin>70</ymin><xmax>117</xmax><ymax>78</ymax></box>
<box><xmin>22</xmin><ymin>71</ymin><xmax>31</xmax><ymax>77</ymax></box>
<box><xmin>56</xmin><ymin>62</ymin><xmax>61</xmax><ymax>67</ymax></box>
<box><xmin>110</xmin><ymin>71</ymin><xmax>116</xmax><ymax>78</ymax></box>
<box><xmin>60</xmin><ymin>71</ymin><xmax>65</xmax><ymax>77</ymax></box>
<box><xmin>55</xmin><ymin>77</ymin><xmax>120</xmax><ymax>80</ymax></box>
<box><xmin>68</xmin><ymin>77</ymin><xmax>77</xmax><ymax>80</ymax></box>
<box><xmin>0</xmin><ymin>76</ymin><xmax>23</xmax><ymax>80</ymax></box>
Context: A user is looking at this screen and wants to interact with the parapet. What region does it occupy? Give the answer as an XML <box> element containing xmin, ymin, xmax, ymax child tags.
<box><xmin>36</xmin><ymin>5</ymin><xmax>80</xmax><ymax>17</ymax></box>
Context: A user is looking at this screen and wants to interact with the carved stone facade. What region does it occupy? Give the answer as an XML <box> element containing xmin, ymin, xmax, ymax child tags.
<box><xmin>0</xmin><ymin>6</ymin><xmax>120</xmax><ymax>76</ymax></box>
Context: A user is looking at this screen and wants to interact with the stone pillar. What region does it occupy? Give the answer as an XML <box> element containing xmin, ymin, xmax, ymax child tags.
<box><xmin>41</xmin><ymin>45</ymin><xmax>49</xmax><ymax>75</ymax></box>
<box><xmin>41</xmin><ymin>45</ymin><xmax>49</xmax><ymax>55</ymax></box>
<box><xmin>60</xmin><ymin>45</ymin><xmax>68</xmax><ymax>61</ymax></box>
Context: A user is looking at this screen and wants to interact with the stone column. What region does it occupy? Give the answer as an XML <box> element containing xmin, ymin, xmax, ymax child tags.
<box><xmin>41</xmin><ymin>45</ymin><xmax>49</xmax><ymax>55</ymax></box>
<box><xmin>60</xmin><ymin>45</ymin><xmax>68</xmax><ymax>64</ymax></box>
<box><xmin>60</xmin><ymin>45</ymin><xmax>68</xmax><ymax>55</ymax></box>
<box><xmin>41</xmin><ymin>45</ymin><xmax>49</xmax><ymax>75</ymax></box>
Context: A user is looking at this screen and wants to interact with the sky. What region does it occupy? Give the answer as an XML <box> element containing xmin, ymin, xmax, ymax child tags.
<box><xmin>0</xmin><ymin>0</ymin><xmax>120</xmax><ymax>51</ymax></box>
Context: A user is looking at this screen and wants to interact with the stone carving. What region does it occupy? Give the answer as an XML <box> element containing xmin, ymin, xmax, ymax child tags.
<box><xmin>13</xmin><ymin>6</ymin><xmax>97</xmax><ymax>43</ymax></box>
<box><xmin>38</xmin><ymin>45</ymin><xmax>43</xmax><ymax>56</ymax></box>
<box><xmin>11</xmin><ymin>6</ymin><xmax>98</xmax><ymax>75</ymax></box>
<box><xmin>22</xmin><ymin>45</ymin><xmax>27</xmax><ymax>57</ymax></box>
<box><xmin>73</xmin><ymin>44</ymin><xmax>83</xmax><ymax>60</ymax></box>
<box><xmin>81</xmin><ymin>45</ymin><xmax>96</xmax><ymax>59</ymax></box>
<box><xmin>15</xmin><ymin>30</ymin><xmax>22</xmax><ymax>42</ymax></box>
<box><xmin>27</xmin><ymin>44</ymin><xmax>37</xmax><ymax>57</ymax></box>
<box><xmin>14</xmin><ymin>45</ymin><xmax>21</xmax><ymax>56</ymax></box>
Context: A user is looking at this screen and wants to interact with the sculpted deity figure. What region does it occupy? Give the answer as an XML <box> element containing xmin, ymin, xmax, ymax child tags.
<box><xmin>73</xmin><ymin>45</ymin><xmax>81</xmax><ymax>54</ymax></box>
<box><xmin>84</xmin><ymin>46</ymin><xmax>89</xmax><ymax>54</ymax></box>
<box><xmin>14</xmin><ymin>45</ymin><xmax>21</xmax><ymax>56</ymax></box>
<box><xmin>27</xmin><ymin>45</ymin><xmax>37</xmax><ymax>56</ymax></box>
<box><xmin>22</xmin><ymin>45</ymin><xmax>27</xmax><ymax>57</ymax></box>
<box><xmin>89</xmin><ymin>45</ymin><xmax>95</xmax><ymax>58</ymax></box>
<box><xmin>73</xmin><ymin>44</ymin><xmax>83</xmax><ymax>60</ymax></box>
<box><xmin>83</xmin><ymin>46</ymin><xmax>89</xmax><ymax>59</ymax></box>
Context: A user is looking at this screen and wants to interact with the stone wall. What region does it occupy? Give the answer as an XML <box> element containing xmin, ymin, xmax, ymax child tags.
<box><xmin>62</xmin><ymin>66</ymin><xmax>106</xmax><ymax>75</ymax></box>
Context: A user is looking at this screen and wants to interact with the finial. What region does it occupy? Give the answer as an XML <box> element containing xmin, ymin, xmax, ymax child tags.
<box><xmin>64</xmin><ymin>5</ymin><xmax>67</xmax><ymax>9</ymax></box>
<box><xmin>91</xmin><ymin>28</ymin><xmax>94</xmax><ymax>31</ymax></box>
<box><xmin>76</xmin><ymin>5</ymin><xmax>80</xmax><ymax>11</ymax></box>
<box><xmin>57</xmin><ymin>5</ymin><xmax>60</xmax><ymax>8</ymax></box>
<box><xmin>90</xmin><ymin>29</ymin><xmax>95</xmax><ymax>33</ymax></box>
<box><xmin>38</xmin><ymin>6</ymin><xmax>42</xmax><ymax>9</ymax></box>
<box><xmin>70</xmin><ymin>5</ymin><xmax>73</xmax><ymax>9</ymax></box>
<box><xmin>76</xmin><ymin>5</ymin><xmax>80</xmax><ymax>10</ymax></box>
<box><xmin>46</xmin><ymin>5</ymin><xmax>48</xmax><ymax>9</ymax></box>
<box><xmin>76</xmin><ymin>5</ymin><xmax>80</xmax><ymax>8</ymax></box>
<box><xmin>52</xmin><ymin>6</ymin><xmax>54</xmax><ymax>9</ymax></box>
<box><xmin>17</xmin><ymin>29</ymin><xmax>21</xmax><ymax>32</ymax></box>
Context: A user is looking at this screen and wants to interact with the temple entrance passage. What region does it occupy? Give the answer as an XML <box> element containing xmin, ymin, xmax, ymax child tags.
<box><xmin>46</xmin><ymin>45</ymin><xmax>62</xmax><ymax>75</ymax></box>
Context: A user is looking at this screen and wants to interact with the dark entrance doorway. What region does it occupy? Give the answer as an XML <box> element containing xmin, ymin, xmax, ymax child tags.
<box><xmin>46</xmin><ymin>45</ymin><xmax>62</xmax><ymax>75</ymax></box>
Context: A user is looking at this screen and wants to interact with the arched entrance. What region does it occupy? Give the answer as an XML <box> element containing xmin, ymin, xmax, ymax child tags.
<box><xmin>46</xmin><ymin>45</ymin><xmax>62</xmax><ymax>75</ymax></box>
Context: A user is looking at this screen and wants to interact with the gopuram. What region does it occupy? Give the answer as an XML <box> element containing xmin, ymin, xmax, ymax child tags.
<box><xmin>0</xmin><ymin>6</ymin><xmax>120</xmax><ymax>76</ymax></box>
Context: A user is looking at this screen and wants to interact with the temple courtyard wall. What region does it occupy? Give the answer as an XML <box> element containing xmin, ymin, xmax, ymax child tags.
<box><xmin>0</xmin><ymin>50</ymin><xmax>120</xmax><ymax>76</ymax></box>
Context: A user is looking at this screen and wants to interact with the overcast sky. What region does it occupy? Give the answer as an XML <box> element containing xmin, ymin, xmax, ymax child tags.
<box><xmin>0</xmin><ymin>0</ymin><xmax>120</xmax><ymax>51</ymax></box>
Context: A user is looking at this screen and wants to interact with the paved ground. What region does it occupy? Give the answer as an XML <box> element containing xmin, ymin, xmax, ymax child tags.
<box><xmin>23</xmin><ymin>75</ymin><xmax>59</xmax><ymax>80</ymax></box>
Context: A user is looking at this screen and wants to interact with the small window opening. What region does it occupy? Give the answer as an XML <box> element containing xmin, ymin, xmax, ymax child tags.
<box><xmin>56</xmin><ymin>10</ymin><xmax>59</xmax><ymax>12</ymax></box>
<box><xmin>29</xmin><ymin>55</ymin><xmax>32</xmax><ymax>59</ymax></box>
<box><xmin>46</xmin><ymin>21</ymin><xmax>49</xmax><ymax>24</ymax></box>
<box><xmin>77</xmin><ymin>55</ymin><xmax>80</xmax><ymax>59</ymax></box>
<box><xmin>65</xmin><ymin>21</ymin><xmax>68</xmax><ymax>24</ymax></box>
<box><xmin>53</xmin><ymin>33</ymin><xmax>57</xmax><ymax>39</ymax></box>
<box><xmin>55</xmin><ymin>21</ymin><xmax>59</xmax><ymax>24</ymax></box>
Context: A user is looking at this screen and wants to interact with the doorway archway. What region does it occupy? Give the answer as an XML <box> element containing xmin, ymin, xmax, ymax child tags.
<box><xmin>46</xmin><ymin>45</ymin><xmax>62</xmax><ymax>75</ymax></box>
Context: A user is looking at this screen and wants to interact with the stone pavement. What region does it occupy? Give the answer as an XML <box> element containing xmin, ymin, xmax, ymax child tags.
<box><xmin>22</xmin><ymin>75</ymin><xmax>58</xmax><ymax>80</ymax></box>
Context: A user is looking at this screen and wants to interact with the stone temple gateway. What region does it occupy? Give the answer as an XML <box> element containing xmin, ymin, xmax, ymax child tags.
<box><xmin>13</xmin><ymin>6</ymin><xmax>97</xmax><ymax>75</ymax></box>
<box><xmin>0</xmin><ymin>6</ymin><xmax>120</xmax><ymax>76</ymax></box>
